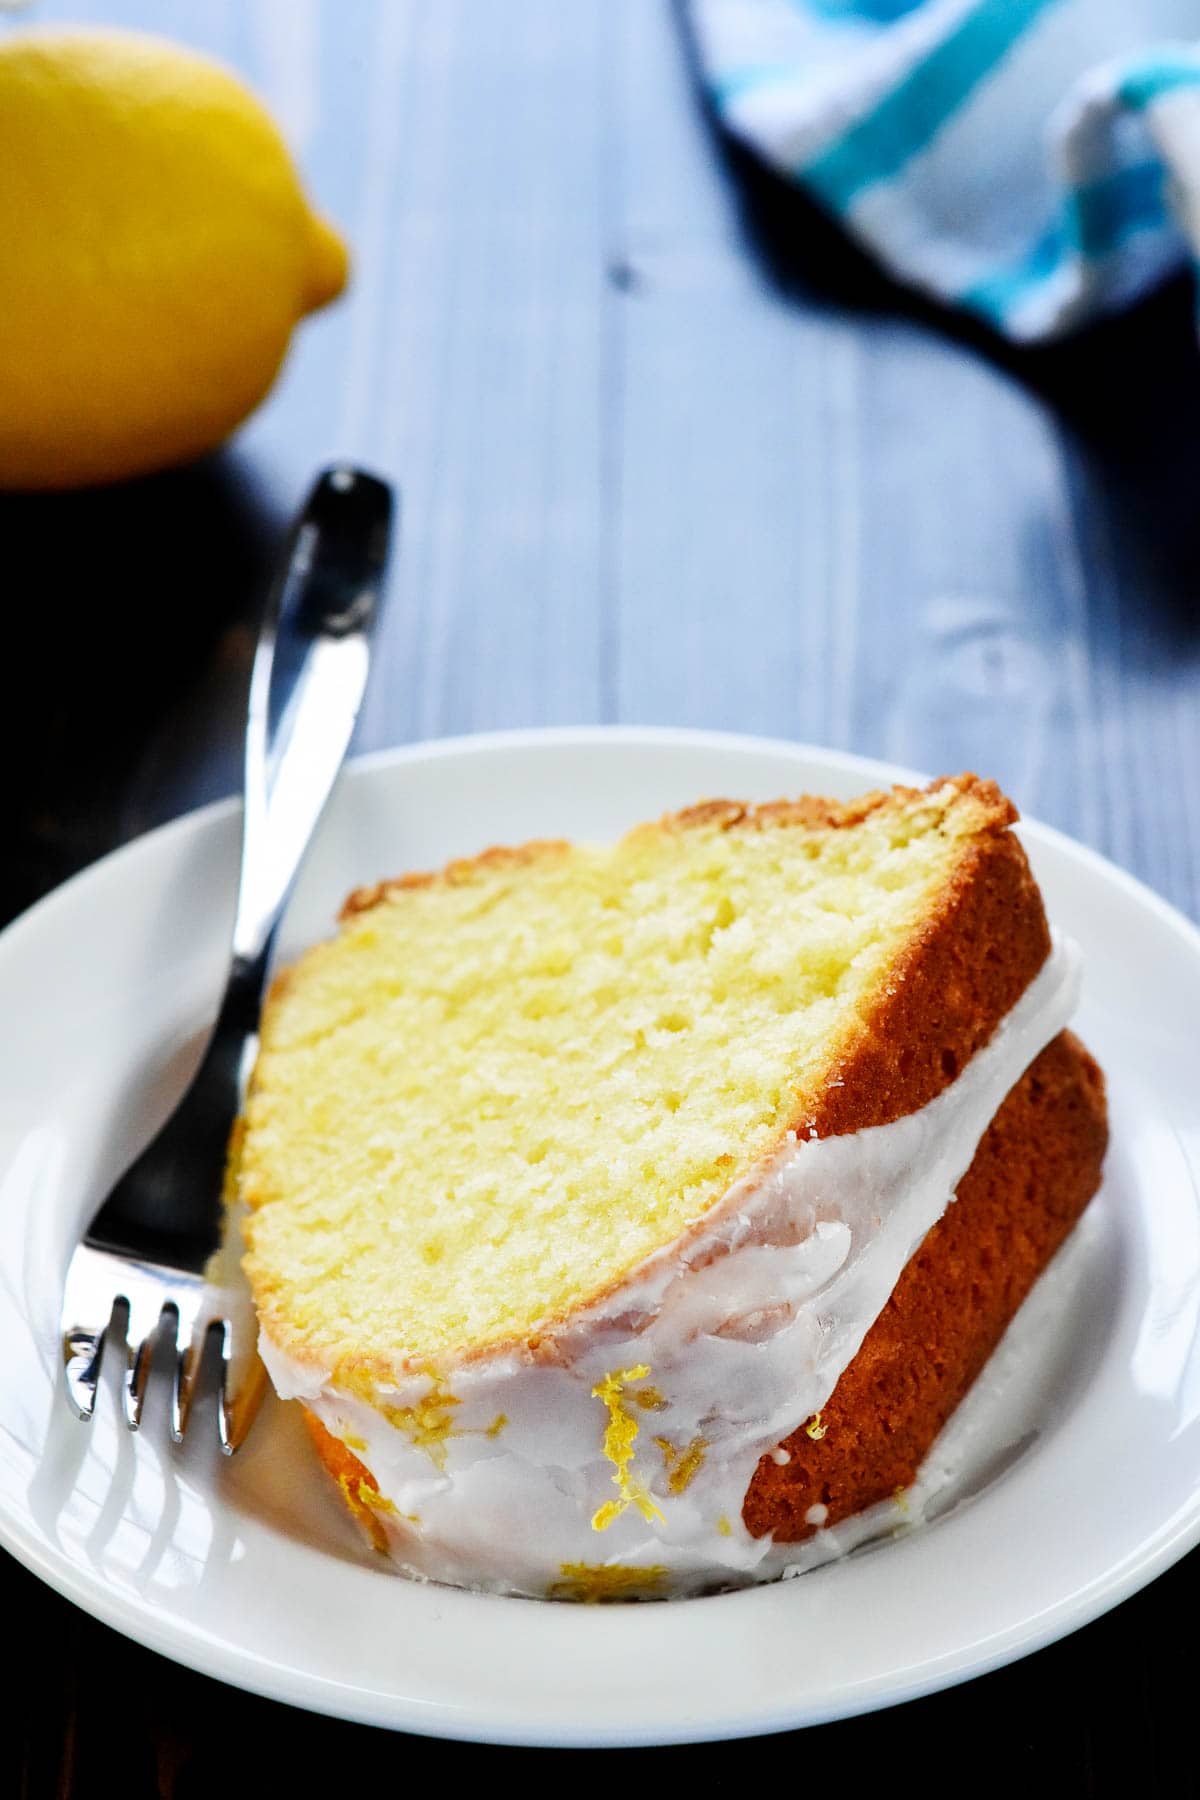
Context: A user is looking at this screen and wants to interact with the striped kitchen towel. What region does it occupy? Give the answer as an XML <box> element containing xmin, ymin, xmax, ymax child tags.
<box><xmin>687</xmin><ymin>0</ymin><xmax>1200</xmax><ymax>340</ymax></box>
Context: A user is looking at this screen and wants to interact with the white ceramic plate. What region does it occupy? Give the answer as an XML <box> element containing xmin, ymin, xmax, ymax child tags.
<box><xmin>2</xmin><ymin>727</ymin><xmax>1199</xmax><ymax>1747</ymax></box>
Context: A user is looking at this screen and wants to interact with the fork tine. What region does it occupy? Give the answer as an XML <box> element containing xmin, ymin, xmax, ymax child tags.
<box><xmin>170</xmin><ymin>1290</ymin><xmax>212</xmax><ymax>1445</ymax></box>
<box><xmin>215</xmin><ymin>1319</ymin><xmax>268</xmax><ymax>1456</ymax></box>
<box><xmin>63</xmin><ymin>1322</ymin><xmax>108</xmax><ymax>1422</ymax></box>
<box><xmin>214</xmin><ymin>1320</ymin><xmax>237</xmax><ymax>1455</ymax></box>
<box><xmin>121</xmin><ymin>1287</ymin><xmax>169</xmax><ymax>1431</ymax></box>
<box><xmin>61</xmin><ymin>1250</ymin><xmax>117</xmax><ymax>1422</ymax></box>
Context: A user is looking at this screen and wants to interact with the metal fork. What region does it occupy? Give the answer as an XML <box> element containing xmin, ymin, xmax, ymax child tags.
<box><xmin>61</xmin><ymin>466</ymin><xmax>394</xmax><ymax>1451</ymax></box>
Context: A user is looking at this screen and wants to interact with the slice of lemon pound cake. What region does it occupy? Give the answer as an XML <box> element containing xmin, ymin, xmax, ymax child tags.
<box><xmin>239</xmin><ymin>776</ymin><xmax>1104</xmax><ymax>1598</ymax></box>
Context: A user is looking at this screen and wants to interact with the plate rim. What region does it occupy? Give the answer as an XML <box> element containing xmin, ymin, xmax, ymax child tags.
<box><xmin>3</xmin><ymin>723</ymin><xmax>1200</xmax><ymax>1747</ymax></box>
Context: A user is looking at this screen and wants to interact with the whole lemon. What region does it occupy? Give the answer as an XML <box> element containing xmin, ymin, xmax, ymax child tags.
<box><xmin>0</xmin><ymin>28</ymin><xmax>349</xmax><ymax>490</ymax></box>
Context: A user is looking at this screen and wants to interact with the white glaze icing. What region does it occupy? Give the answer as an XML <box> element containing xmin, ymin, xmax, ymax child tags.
<box><xmin>258</xmin><ymin>934</ymin><xmax>1081</xmax><ymax>1599</ymax></box>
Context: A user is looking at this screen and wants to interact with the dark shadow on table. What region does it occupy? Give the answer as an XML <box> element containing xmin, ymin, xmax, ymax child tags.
<box><xmin>671</xmin><ymin>8</ymin><xmax>1200</xmax><ymax>649</ymax></box>
<box><xmin>0</xmin><ymin>454</ymin><xmax>284</xmax><ymax>926</ymax></box>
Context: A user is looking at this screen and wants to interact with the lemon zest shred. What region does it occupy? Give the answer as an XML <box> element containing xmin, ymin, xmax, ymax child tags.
<box><xmin>354</xmin><ymin>1480</ymin><xmax>395</xmax><ymax>1516</ymax></box>
<box><xmin>591</xmin><ymin>1365</ymin><xmax>665</xmax><ymax>1531</ymax></box>
<box><xmin>716</xmin><ymin>1515</ymin><xmax>733</xmax><ymax>1538</ymax></box>
<box><xmin>805</xmin><ymin>1411</ymin><xmax>827</xmax><ymax>1440</ymax></box>
<box><xmin>380</xmin><ymin>1371</ymin><xmax>463</xmax><ymax>1471</ymax></box>
<box><xmin>549</xmin><ymin>1562</ymin><xmax>668</xmax><ymax>1603</ymax></box>
<box><xmin>335</xmin><ymin>1473</ymin><xmax>393</xmax><ymax>1552</ymax></box>
<box><xmin>375</xmin><ymin>1371</ymin><xmax>510</xmax><ymax>1469</ymax></box>
<box><xmin>655</xmin><ymin>1434</ymin><xmax>708</xmax><ymax>1495</ymax></box>
<box><xmin>632</xmin><ymin>1385</ymin><xmax>667</xmax><ymax>1411</ymax></box>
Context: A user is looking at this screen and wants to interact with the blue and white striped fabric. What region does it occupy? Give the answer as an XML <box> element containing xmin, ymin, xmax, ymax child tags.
<box><xmin>687</xmin><ymin>0</ymin><xmax>1200</xmax><ymax>340</ymax></box>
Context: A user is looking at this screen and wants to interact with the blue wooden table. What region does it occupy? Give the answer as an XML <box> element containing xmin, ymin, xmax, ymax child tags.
<box><xmin>3</xmin><ymin>2</ymin><xmax>1197</xmax><ymax>1790</ymax></box>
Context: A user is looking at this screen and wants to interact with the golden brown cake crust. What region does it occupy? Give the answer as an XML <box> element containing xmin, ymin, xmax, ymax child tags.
<box><xmin>302</xmin><ymin>1411</ymin><xmax>393</xmax><ymax>1554</ymax></box>
<box><xmin>742</xmin><ymin>1029</ymin><xmax>1108</xmax><ymax>1541</ymax></box>
<box><xmin>339</xmin><ymin>840</ymin><xmax>572</xmax><ymax>917</ymax></box>
<box><xmin>796</xmin><ymin>809</ymin><xmax>1050</xmax><ymax>1137</ymax></box>
<box><xmin>671</xmin><ymin>780</ymin><xmax>1052</xmax><ymax>1144</ymax></box>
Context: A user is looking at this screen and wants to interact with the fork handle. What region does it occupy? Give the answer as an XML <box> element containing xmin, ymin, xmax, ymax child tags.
<box><xmin>230</xmin><ymin>466</ymin><xmax>393</xmax><ymax>989</ymax></box>
<box><xmin>202</xmin><ymin>467</ymin><xmax>391</xmax><ymax>1052</ymax></box>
